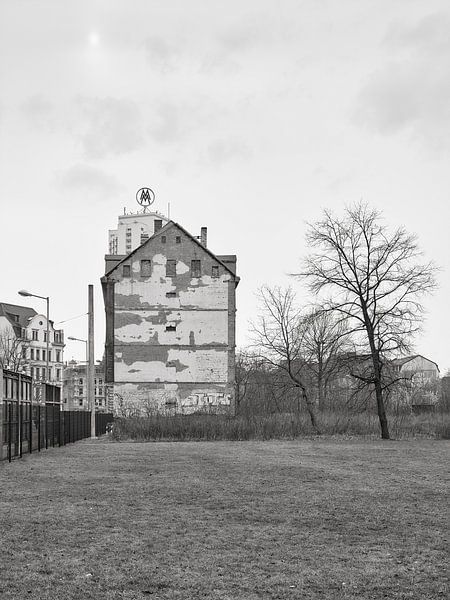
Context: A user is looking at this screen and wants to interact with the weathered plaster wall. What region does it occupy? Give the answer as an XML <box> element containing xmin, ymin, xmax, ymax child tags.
<box><xmin>104</xmin><ymin>222</ymin><xmax>237</xmax><ymax>415</ymax></box>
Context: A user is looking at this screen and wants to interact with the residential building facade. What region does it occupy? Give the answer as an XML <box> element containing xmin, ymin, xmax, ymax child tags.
<box><xmin>0</xmin><ymin>302</ymin><xmax>65</xmax><ymax>385</ymax></box>
<box><xmin>108</xmin><ymin>209</ymin><xmax>169</xmax><ymax>256</ymax></box>
<box><xmin>101</xmin><ymin>216</ymin><xmax>239</xmax><ymax>415</ymax></box>
<box><xmin>62</xmin><ymin>360</ymin><xmax>111</xmax><ymax>412</ymax></box>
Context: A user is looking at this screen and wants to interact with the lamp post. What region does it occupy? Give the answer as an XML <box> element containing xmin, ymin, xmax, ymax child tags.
<box><xmin>67</xmin><ymin>336</ymin><xmax>88</xmax><ymax>363</ymax></box>
<box><xmin>18</xmin><ymin>290</ymin><xmax>50</xmax><ymax>383</ymax></box>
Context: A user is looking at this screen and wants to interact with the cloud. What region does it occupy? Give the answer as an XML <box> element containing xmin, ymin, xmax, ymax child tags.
<box><xmin>20</xmin><ymin>95</ymin><xmax>55</xmax><ymax>130</ymax></box>
<box><xmin>56</xmin><ymin>164</ymin><xmax>123</xmax><ymax>197</ymax></box>
<box><xmin>148</xmin><ymin>98</ymin><xmax>227</xmax><ymax>145</ymax></box>
<box><xmin>77</xmin><ymin>97</ymin><xmax>145</xmax><ymax>159</ymax></box>
<box><xmin>354</xmin><ymin>12</ymin><xmax>450</xmax><ymax>151</ymax></box>
<box><xmin>204</xmin><ymin>138</ymin><xmax>251</xmax><ymax>166</ymax></box>
<box><xmin>143</xmin><ymin>36</ymin><xmax>180</xmax><ymax>73</ymax></box>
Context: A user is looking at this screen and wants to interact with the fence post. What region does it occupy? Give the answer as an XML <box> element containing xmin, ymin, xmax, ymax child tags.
<box><xmin>0</xmin><ymin>367</ymin><xmax>3</xmax><ymax>461</ymax></box>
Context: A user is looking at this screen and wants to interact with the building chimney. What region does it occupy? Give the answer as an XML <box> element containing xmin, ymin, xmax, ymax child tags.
<box><xmin>200</xmin><ymin>227</ymin><xmax>207</xmax><ymax>247</ymax></box>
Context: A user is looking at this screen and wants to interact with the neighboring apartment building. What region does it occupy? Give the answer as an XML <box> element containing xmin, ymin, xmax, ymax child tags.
<box><xmin>0</xmin><ymin>302</ymin><xmax>64</xmax><ymax>385</ymax></box>
<box><xmin>62</xmin><ymin>360</ymin><xmax>111</xmax><ymax>412</ymax></box>
<box><xmin>391</xmin><ymin>354</ymin><xmax>440</xmax><ymax>408</ymax></box>
<box><xmin>108</xmin><ymin>209</ymin><xmax>169</xmax><ymax>255</ymax></box>
<box><xmin>390</xmin><ymin>355</ymin><xmax>440</xmax><ymax>382</ymax></box>
<box><xmin>101</xmin><ymin>214</ymin><xmax>239</xmax><ymax>415</ymax></box>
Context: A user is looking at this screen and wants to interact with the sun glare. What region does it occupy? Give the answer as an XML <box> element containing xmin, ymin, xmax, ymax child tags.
<box><xmin>88</xmin><ymin>32</ymin><xmax>100</xmax><ymax>46</ymax></box>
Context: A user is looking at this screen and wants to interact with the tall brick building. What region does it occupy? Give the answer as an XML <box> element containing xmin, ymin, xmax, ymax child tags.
<box><xmin>101</xmin><ymin>217</ymin><xmax>239</xmax><ymax>415</ymax></box>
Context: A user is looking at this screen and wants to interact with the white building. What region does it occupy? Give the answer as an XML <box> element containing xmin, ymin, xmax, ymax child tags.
<box><xmin>108</xmin><ymin>209</ymin><xmax>170</xmax><ymax>256</ymax></box>
<box><xmin>0</xmin><ymin>302</ymin><xmax>65</xmax><ymax>384</ymax></box>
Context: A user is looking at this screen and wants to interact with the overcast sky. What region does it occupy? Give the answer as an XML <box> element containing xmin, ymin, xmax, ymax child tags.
<box><xmin>1</xmin><ymin>0</ymin><xmax>449</xmax><ymax>372</ymax></box>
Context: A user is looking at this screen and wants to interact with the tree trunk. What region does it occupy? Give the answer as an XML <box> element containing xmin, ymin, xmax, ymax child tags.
<box><xmin>300</xmin><ymin>386</ymin><xmax>321</xmax><ymax>434</ymax></box>
<box><xmin>374</xmin><ymin>378</ymin><xmax>390</xmax><ymax>439</ymax></box>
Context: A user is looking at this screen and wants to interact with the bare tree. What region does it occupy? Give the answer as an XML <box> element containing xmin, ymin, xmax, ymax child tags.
<box><xmin>0</xmin><ymin>326</ymin><xmax>28</xmax><ymax>372</ymax></box>
<box><xmin>297</xmin><ymin>202</ymin><xmax>437</xmax><ymax>439</ymax></box>
<box><xmin>235</xmin><ymin>350</ymin><xmax>266</xmax><ymax>414</ymax></box>
<box><xmin>251</xmin><ymin>286</ymin><xmax>321</xmax><ymax>433</ymax></box>
<box><xmin>301</xmin><ymin>309</ymin><xmax>350</xmax><ymax>410</ymax></box>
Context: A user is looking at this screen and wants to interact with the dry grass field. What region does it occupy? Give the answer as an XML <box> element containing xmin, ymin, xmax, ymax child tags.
<box><xmin>0</xmin><ymin>439</ymin><xmax>448</xmax><ymax>599</ymax></box>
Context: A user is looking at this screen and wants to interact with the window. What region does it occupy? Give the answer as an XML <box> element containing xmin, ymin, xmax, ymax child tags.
<box><xmin>30</xmin><ymin>349</ymin><xmax>35</xmax><ymax>360</ymax></box>
<box><xmin>191</xmin><ymin>260</ymin><xmax>201</xmax><ymax>278</ymax></box>
<box><xmin>32</xmin><ymin>330</ymin><xmax>38</xmax><ymax>341</ymax></box>
<box><xmin>154</xmin><ymin>220</ymin><xmax>162</xmax><ymax>233</ymax></box>
<box><xmin>166</xmin><ymin>291</ymin><xmax>177</xmax><ymax>298</ymax></box>
<box><xmin>212</xmin><ymin>265</ymin><xmax>219</xmax><ymax>278</ymax></box>
<box><xmin>42</xmin><ymin>350</ymin><xmax>46</xmax><ymax>362</ymax></box>
<box><xmin>36</xmin><ymin>349</ymin><xmax>40</xmax><ymax>361</ymax></box>
<box><xmin>41</xmin><ymin>367</ymin><xmax>46</xmax><ymax>380</ymax></box>
<box><xmin>79</xmin><ymin>378</ymin><xmax>83</xmax><ymax>385</ymax></box>
<box><xmin>140</xmin><ymin>259</ymin><xmax>152</xmax><ymax>277</ymax></box>
<box><xmin>35</xmin><ymin>367</ymin><xmax>40</xmax><ymax>379</ymax></box>
<box><xmin>123</xmin><ymin>265</ymin><xmax>131</xmax><ymax>277</ymax></box>
<box><xmin>166</xmin><ymin>259</ymin><xmax>176</xmax><ymax>277</ymax></box>
<box><xmin>98</xmin><ymin>378</ymin><xmax>103</xmax><ymax>385</ymax></box>
<box><xmin>78</xmin><ymin>387</ymin><xmax>83</xmax><ymax>396</ymax></box>
<box><xmin>165</xmin><ymin>324</ymin><xmax>176</xmax><ymax>332</ymax></box>
<box><xmin>79</xmin><ymin>399</ymin><xmax>83</xmax><ymax>407</ymax></box>
<box><xmin>176</xmin><ymin>236</ymin><xmax>181</xmax><ymax>244</ymax></box>
<box><xmin>161</xmin><ymin>235</ymin><xmax>166</xmax><ymax>244</ymax></box>
<box><xmin>48</xmin><ymin>350</ymin><xmax>52</xmax><ymax>362</ymax></box>
<box><xmin>44</xmin><ymin>331</ymin><xmax>48</xmax><ymax>342</ymax></box>
<box><xmin>98</xmin><ymin>399</ymin><xmax>103</xmax><ymax>406</ymax></box>
<box><xmin>56</xmin><ymin>369</ymin><xmax>61</xmax><ymax>380</ymax></box>
<box><xmin>22</xmin><ymin>346</ymin><xmax>27</xmax><ymax>358</ymax></box>
<box><xmin>30</xmin><ymin>367</ymin><xmax>34</xmax><ymax>378</ymax></box>
<box><xmin>56</xmin><ymin>350</ymin><xmax>61</xmax><ymax>362</ymax></box>
<box><xmin>55</xmin><ymin>332</ymin><xmax>62</xmax><ymax>343</ymax></box>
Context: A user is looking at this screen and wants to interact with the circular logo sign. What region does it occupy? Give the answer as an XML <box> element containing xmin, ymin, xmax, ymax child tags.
<box><xmin>136</xmin><ymin>187</ymin><xmax>155</xmax><ymax>207</ymax></box>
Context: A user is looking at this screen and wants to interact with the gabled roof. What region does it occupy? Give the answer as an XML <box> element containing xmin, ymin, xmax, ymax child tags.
<box><xmin>0</xmin><ymin>302</ymin><xmax>37</xmax><ymax>333</ymax></box>
<box><xmin>104</xmin><ymin>220</ymin><xmax>238</xmax><ymax>279</ymax></box>
<box><xmin>391</xmin><ymin>355</ymin><xmax>440</xmax><ymax>372</ymax></box>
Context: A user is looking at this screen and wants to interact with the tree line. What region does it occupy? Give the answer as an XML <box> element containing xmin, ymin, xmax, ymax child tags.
<box><xmin>242</xmin><ymin>202</ymin><xmax>438</xmax><ymax>440</ymax></box>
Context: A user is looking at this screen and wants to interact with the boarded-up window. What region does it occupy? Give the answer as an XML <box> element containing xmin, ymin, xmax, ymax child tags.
<box><xmin>212</xmin><ymin>265</ymin><xmax>219</xmax><ymax>278</ymax></box>
<box><xmin>140</xmin><ymin>260</ymin><xmax>152</xmax><ymax>276</ymax></box>
<box><xmin>123</xmin><ymin>265</ymin><xmax>131</xmax><ymax>277</ymax></box>
<box><xmin>191</xmin><ymin>260</ymin><xmax>201</xmax><ymax>278</ymax></box>
<box><xmin>166</xmin><ymin>259</ymin><xmax>176</xmax><ymax>277</ymax></box>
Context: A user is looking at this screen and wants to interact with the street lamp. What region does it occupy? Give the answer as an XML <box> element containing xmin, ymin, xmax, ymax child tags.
<box><xmin>67</xmin><ymin>336</ymin><xmax>88</xmax><ymax>363</ymax></box>
<box><xmin>18</xmin><ymin>289</ymin><xmax>50</xmax><ymax>383</ymax></box>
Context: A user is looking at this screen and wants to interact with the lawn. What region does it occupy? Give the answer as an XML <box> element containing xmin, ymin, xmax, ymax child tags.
<box><xmin>0</xmin><ymin>439</ymin><xmax>448</xmax><ymax>599</ymax></box>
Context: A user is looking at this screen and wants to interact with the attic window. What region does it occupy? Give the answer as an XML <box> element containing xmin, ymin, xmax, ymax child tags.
<box><xmin>191</xmin><ymin>260</ymin><xmax>201</xmax><ymax>278</ymax></box>
<box><xmin>123</xmin><ymin>265</ymin><xmax>131</xmax><ymax>277</ymax></box>
<box><xmin>166</xmin><ymin>259</ymin><xmax>176</xmax><ymax>277</ymax></box>
<box><xmin>140</xmin><ymin>260</ymin><xmax>152</xmax><ymax>277</ymax></box>
<box><xmin>176</xmin><ymin>236</ymin><xmax>181</xmax><ymax>244</ymax></box>
<box><xmin>165</xmin><ymin>324</ymin><xmax>176</xmax><ymax>332</ymax></box>
<box><xmin>161</xmin><ymin>236</ymin><xmax>166</xmax><ymax>244</ymax></box>
<box><xmin>212</xmin><ymin>266</ymin><xmax>219</xmax><ymax>278</ymax></box>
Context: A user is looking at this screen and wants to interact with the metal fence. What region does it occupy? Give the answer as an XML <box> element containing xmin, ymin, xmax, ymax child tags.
<box><xmin>1</xmin><ymin>369</ymin><xmax>114</xmax><ymax>463</ymax></box>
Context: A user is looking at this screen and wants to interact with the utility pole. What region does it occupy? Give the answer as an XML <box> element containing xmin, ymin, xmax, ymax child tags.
<box><xmin>88</xmin><ymin>284</ymin><xmax>96</xmax><ymax>438</ymax></box>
